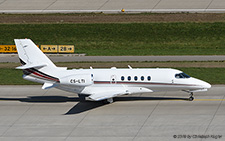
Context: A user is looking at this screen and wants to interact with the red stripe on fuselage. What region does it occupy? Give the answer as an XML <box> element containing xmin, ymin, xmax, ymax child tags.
<box><xmin>94</xmin><ymin>81</ymin><xmax>197</xmax><ymax>86</ymax></box>
<box><xmin>32</xmin><ymin>72</ymin><xmax>58</xmax><ymax>82</ymax></box>
<box><xmin>27</xmin><ymin>69</ymin><xmax>59</xmax><ymax>82</ymax></box>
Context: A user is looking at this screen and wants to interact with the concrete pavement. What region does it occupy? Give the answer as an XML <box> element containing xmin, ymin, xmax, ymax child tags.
<box><xmin>0</xmin><ymin>0</ymin><xmax>225</xmax><ymax>13</ymax></box>
<box><xmin>0</xmin><ymin>85</ymin><xmax>224</xmax><ymax>140</ymax></box>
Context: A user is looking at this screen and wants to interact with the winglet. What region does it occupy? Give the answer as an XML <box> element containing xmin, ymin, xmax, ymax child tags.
<box><xmin>42</xmin><ymin>83</ymin><xmax>55</xmax><ymax>89</ymax></box>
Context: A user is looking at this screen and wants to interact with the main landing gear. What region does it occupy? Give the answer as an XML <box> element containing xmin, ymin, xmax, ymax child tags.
<box><xmin>188</xmin><ymin>92</ymin><xmax>194</xmax><ymax>101</ymax></box>
<box><xmin>107</xmin><ymin>98</ymin><xmax>114</xmax><ymax>103</ymax></box>
<box><xmin>78</xmin><ymin>94</ymin><xmax>86</xmax><ymax>102</ymax></box>
<box><xmin>103</xmin><ymin>98</ymin><xmax>114</xmax><ymax>104</ymax></box>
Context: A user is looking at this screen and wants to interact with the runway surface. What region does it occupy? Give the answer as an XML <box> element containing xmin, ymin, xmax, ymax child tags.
<box><xmin>0</xmin><ymin>0</ymin><xmax>225</xmax><ymax>13</ymax></box>
<box><xmin>1</xmin><ymin>54</ymin><xmax>225</xmax><ymax>63</ymax></box>
<box><xmin>0</xmin><ymin>85</ymin><xmax>224</xmax><ymax>140</ymax></box>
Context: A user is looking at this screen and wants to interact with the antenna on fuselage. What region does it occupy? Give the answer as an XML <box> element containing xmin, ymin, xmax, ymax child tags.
<box><xmin>128</xmin><ymin>65</ymin><xmax>132</xmax><ymax>69</ymax></box>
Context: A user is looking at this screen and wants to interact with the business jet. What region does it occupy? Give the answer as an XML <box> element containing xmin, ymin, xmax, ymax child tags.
<box><xmin>14</xmin><ymin>39</ymin><xmax>211</xmax><ymax>103</ymax></box>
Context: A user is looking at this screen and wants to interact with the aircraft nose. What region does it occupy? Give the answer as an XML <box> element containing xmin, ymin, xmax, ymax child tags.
<box><xmin>194</xmin><ymin>78</ymin><xmax>211</xmax><ymax>89</ymax></box>
<box><xmin>203</xmin><ymin>82</ymin><xmax>211</xmax><ymax>89</ymax></box>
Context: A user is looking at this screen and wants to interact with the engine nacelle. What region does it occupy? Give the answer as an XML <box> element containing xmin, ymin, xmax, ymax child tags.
<box><xmin>23</xmin><ymin>74</ymin><xmax>46</xmax><ymax>83</ymax></box>
<box><xmin>60</xmin><ymin>74</ymin><xmax>93</xmax><ymax>86</ymax></box>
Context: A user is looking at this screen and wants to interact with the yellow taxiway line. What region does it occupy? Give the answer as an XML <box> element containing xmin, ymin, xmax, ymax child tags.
<box><xmin>194</xmin><ymin>99</ymin><xmax>225</xmax><ymax>101</ymax></box>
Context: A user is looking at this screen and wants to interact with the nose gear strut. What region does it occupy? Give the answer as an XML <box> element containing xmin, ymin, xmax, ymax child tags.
<box><xmin>189</xmin><ymin>92</ymin><xmax>194</xmax><ymax>101</ymax></box>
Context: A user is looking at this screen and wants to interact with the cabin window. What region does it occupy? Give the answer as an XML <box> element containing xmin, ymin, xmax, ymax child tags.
<box><xmin>134</xmin><ymin>76</ymin><xmax>138</xmax><ymax>81</ymax></box>
<box><xmin>128</xmin><ymin>76</ymin><xmax>131</xmax><ymax>81</ymax></box>
<box><xmin>175</xmin><ymin>73</ymin><xmax>190</xmax><ymax>79</ymax></box>
<box><xmin>147</xmin><ymin>76</ymin><xmax>151</xmax><ymax>81</ymax></box>
<box><xmin>141</xmin><ymin>76</ymin><xmax>144</xmax><ymax>81</ymax></box>
<box><xmin>121</xmin><ymin>76</ymin><xmax>125</xmax><ymax>81</ymax></box>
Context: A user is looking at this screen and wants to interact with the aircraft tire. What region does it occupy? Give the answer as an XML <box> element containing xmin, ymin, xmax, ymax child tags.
<box><xmin>78</xmin><ymin>94</ymin><xmax>86</xmax><ymax>102</ymax></box>
<box><xmin>189</xmin><ymin>96</ymin><xmax>194</xmax><ymax>101</ymax></box>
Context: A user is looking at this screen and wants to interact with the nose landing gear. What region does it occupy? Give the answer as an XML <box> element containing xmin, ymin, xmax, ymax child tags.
<box><xmin>189</xmin><ymin>92</ymin><xmax>194</xmax><ymax>101</ymax></box>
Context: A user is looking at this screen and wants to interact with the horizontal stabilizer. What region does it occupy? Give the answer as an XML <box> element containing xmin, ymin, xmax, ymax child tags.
<box><xmin>16</xmin><ymin>63</ymin><xmax>47</xmax><ymax>69</ymax></box>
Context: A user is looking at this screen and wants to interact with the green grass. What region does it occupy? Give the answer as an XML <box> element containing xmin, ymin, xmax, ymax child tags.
<box><xmin>0</xmin><ymin>23</ymin><xmax>225</xmax><ymax>55</ymax></box>
<box><xmin>0</xmin><ymin>68</ymin><xmax>224</xmax><ymax>85</ymax></box>
<box><xmin>0</xmin><ymin>69</ymin><xmax>38</xmax><ymax>85</ymax></box>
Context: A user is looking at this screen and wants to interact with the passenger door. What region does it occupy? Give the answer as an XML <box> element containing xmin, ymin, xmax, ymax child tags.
<box><xmin>110</xmin><ymin>75</ymin><xmax>117</xmax><ymax>84</ymax></box>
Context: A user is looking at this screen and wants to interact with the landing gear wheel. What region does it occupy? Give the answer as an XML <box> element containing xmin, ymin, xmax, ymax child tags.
<box><xmin>189</xmin><ymin>96</ymin><xmax>194</xmax><ymax>101</ymax></box>
<box><xmin>103</xmin><ymin>98</ymin><xmax>114</xmax><ymax>104</ymax></box>
<box><xmin>78</xmin><ymin>94</ymin><xmax>86</xmax><ymax>102</ymax></box>
<box><xmin>188</xmin><ymin>92</ymin><xmax>194</xmax><ymax>101</ymax></box>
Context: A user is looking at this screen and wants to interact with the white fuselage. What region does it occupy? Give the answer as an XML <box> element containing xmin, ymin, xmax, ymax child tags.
<box><xmin>24</xmin><ymin>67</ymin><xmax>211</xmax><ymax>95</ymax></box>
<box><xmin>14</xmin><ymin>39</ymin><xmax>211</xmax><ymax>103</ymax></box>
<box><xmin>15</xmin><ymin>39</ymin><xmax>211</xmax><ymax>102</ymax></box>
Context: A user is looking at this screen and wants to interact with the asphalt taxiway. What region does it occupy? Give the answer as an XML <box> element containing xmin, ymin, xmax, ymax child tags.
<box><xmin>0</xmin><ymin>85</ymin><xmax>224</xmax><ymax>140</ymax></box>
<box><xmin>0</xmin><ymin>0</ymin><xmax>225</xmax><ymax>13</ymax></box>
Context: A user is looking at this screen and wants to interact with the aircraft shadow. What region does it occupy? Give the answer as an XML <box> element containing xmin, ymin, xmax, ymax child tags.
<box><xmin>65</xmin><ymin>101</ymin><xmax>104</xmax><ymax>115</ymax></box>
<box><xmin>0</xmin><ymin>96</ymin><xmax>104</xmax><ymax>115</ymax></box>
<box><xmin>0</xmin><ymin>96</ymin><xmax>188</xmax><ymax>115</ymax></box>
<box><xmin>0</xmin><ymin>96</ymin><xmax>80</xmax><ymax>103</ymax></box>
<box><xmin>65</xmin><ymin>96</ymin><xmax>189</xmax><ymax>115</ymax></box>
<box><xmin>114</xmin><ymin>96</ymin><xmax>188</xmax><ymax>101</ymax></box>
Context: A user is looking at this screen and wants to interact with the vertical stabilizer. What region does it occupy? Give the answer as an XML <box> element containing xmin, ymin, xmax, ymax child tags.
<box><xmin>14</xmin><ymin>39</ymin><xmax>56</xmax><ymax>68</ymax></box>
<box><xmin>14</xmin><ymin>39</ymin><xmax>60</xmax><ymax>84</ymax></box>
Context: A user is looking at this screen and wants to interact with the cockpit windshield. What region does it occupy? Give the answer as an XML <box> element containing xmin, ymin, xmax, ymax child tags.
<box><xmin>175</xmin><ymin>72</ymin><xmax>190</xmax><ymax>79</ymax></box>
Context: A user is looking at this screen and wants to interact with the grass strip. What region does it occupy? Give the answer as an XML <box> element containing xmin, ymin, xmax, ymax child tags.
<box><xmin>0</xmin><ymin>22</ymin><xmax>225</xmax><ymax>55</ymax></box>
<box><xmin>0</xmin><ymin>68</ymin><xmax>37</xmax><ymax>85</ymax></box>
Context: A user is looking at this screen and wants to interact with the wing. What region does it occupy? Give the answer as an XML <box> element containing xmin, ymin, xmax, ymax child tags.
<box><xmin>88</xmin><ymin>90</ymin><xmax>125</xmax><ymax>101</ymax></box>
<box><xmin>84</xmin><ymin>87</ymin><xmax>153</xmax><ymax>101</ymax></box>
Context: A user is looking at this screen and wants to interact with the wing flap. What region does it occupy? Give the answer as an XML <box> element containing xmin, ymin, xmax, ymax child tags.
<box><xmin>88</xmin><ymin>91</ymin><xmax>125</xmax><ymax>101</ymax></box>
<box><xmin>86</xmin><ymin>87</ymin><xmax>153</xmax><ymax>101</ymax></box>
